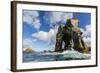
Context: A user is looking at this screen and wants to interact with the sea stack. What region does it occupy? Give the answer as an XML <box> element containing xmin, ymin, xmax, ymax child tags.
<box><xmin>55</xmin><ymin>18</ymin><xmax>90</xmax><ymax>53</ymax></box>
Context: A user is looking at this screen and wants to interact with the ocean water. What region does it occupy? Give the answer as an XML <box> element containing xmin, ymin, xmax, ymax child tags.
<box><xmin>23</xmin><ymin>50</ymin><xmax>91</xmax><ymax>62</ymax></box>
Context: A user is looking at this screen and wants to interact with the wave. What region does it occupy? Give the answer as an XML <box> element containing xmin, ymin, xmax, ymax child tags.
<box><xmin>62</xmin><ymin>50</ymin><xmax>91</xmax><ymax>59</ymax></box>
<box><xmin>42</xmin><ymin>49</ymin><xmax>91</xmax><ymax>59</ymax></box>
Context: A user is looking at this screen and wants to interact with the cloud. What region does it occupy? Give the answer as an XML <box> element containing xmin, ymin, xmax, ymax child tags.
<box><xmin>80</xmin><ymin>25</ymin><xmax>91</xmax><ymax>47</ymax></box>
<box><xmin>23</xmin><ymin>38</ymin><xmax>39</xmax><ymax>52</ymax></box>
<box><xmin>23</xmin><ymin>10</ymin><xmax>41</xmax><ymax>30</ymax></box>
<box><xmin>32</xmin><ymin>29</ymin><xmax>56</xmax><ymax>41</ymax></box>
<box><xmin>82</xmin><ymin>25</ymin><xmax>91</xmax><ymax>37</ymax></box>
<box><xmin>23</xmin><ymin>38</ymin><xmax>33</xmax><ymax>49</ymax></box>
<box><xmin>32</xmin><ymin>28</ymin><xmax>58</xmax><ymax>50</ymax></box>
<box><xmin>44</xmin><ymin>12</ymin><xmax>73</xmax><ymax>27</ymax></box>
<box><xmin>22</xmin><ymin>38</ymin><xmax>37</xmax><ymax>50</ymax></box>
<box><xmin>83</xmin><ymin>37</ymin><xmax>91</xmax><ymax>47</ymax></box>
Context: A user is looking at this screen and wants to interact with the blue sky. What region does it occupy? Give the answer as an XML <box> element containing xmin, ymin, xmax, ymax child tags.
<box><xmin>22</xmin><ymin>10</ymin><xmax>91</xmax><ymax>51</ymax></box>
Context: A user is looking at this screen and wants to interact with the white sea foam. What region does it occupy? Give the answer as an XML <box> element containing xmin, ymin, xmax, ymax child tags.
<box><xmin>42</xmin><ymin>49</ymin><xmax>91</xmax><ymax>59</ymax></box>
<box><xmin>62</xmin><ymin>50</ymin><xmax>91</xmax><ymax>59</ymax></box>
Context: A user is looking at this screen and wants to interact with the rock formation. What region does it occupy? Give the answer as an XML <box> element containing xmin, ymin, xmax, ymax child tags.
<box><xmin>55</xmin><ymin>25</ymin><xmax>64</xmax><ymax>52</ymax></box>
<box><xmin>55</xmin><ymin>19</ymin><xmax>90</xmax><ymax>53</ymax></box>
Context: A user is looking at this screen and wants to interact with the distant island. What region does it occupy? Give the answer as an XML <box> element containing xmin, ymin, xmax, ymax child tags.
<box><xmin>23</xmin><ymin>48</ymin><xmax>35</xmax><ymax>53</ymax></box>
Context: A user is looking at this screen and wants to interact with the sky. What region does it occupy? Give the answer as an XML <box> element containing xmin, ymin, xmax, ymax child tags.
<box><xmin>22</xmin><ymin>10</ymin><xmax>91</xmax><ymax>51</ymax></box>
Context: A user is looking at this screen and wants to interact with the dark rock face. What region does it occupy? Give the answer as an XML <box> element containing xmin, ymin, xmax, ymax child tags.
<box><xmin>55</xmin><ymin>19</ymin><xmax>89</xmax><ymax>53</ymax></box>
<box><xmin>55</xmin><ymin>25</ymin><xmax>64</xmax><ymax>52</ymax></box>
<box><xmin>62</xmin><ymin>24</ymin><xmax>73</xmax><ymax>51</ymax></box>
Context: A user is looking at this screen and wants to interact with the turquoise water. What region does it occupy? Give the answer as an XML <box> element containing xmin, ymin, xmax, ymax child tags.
<box><xmin>23</xmin><ymin>51</ymin><xmax>91</xmax><ymax>62</ymax></box>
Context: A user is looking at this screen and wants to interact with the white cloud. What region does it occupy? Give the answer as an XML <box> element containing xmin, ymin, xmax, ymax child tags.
<box><xmin>23</xmin><ymin>10</ymin><xmax>39</xmax><ymax>17</ymax></box>
<box><xmin>22</xmin><ymin>38</ymin><xmax>37</xmax><ymax>51</ymax></box>
<box><xmin>32</xmin><ymin>29</ymin><xmax>57</xmax><ymax>50</ymax></box>
<box><xmin>80</xmin><ymin>25</ymin><xmax>91</xmax><ymax>47</ymax></box>
<box><xmin>32</xmin><ymin>29</ymin><xmax>56</xmax><ymax>41</ymax></box>
<box><xmin>82</xmin><ymin>25</ymin><xmax>91</xmax><ymax>37</ymax></box>
<box><xmin>44</xmin><ymin>12</ymin><xmax>73</xmax><ymax>27</ymax></box>
<box><xmin>23</xmin><ymin>38</ymin><xmax>33</xmax><ymax>49</ymax></box>
<box><xmin>83</xmin><ymin>37</ymin><xmax>91</xmax><ymax>47</ymax></box>
<box><xmin>23</xmin><ymin>10</ymin><xmax>41</xmax><ymax>30</ymax></box>
<box><xmin>32</xmin><ymin>31</ymin><xmax>48</xmax><ymax>41</ymax></box>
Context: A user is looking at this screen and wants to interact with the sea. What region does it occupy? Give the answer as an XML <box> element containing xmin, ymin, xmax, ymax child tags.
<box><xmin>23</xmin><ymin>50</ymin><xmax>91</xmax><ymax>62</ymax></box>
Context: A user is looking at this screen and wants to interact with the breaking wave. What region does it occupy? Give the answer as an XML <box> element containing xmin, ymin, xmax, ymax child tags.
<box><xmin>23</xmin><ymin>49</ymin><xmax>91</xmax><ymax>62</ymax></box>
<box><xmin>42</xmin><ymin>49</ymin><xmax>91</xmax><ymax>60</ymax></box>
<box><xmin>62</xmin><ymin>50</ymin><xmax>91</xmax><ymax>59</ymax></box>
